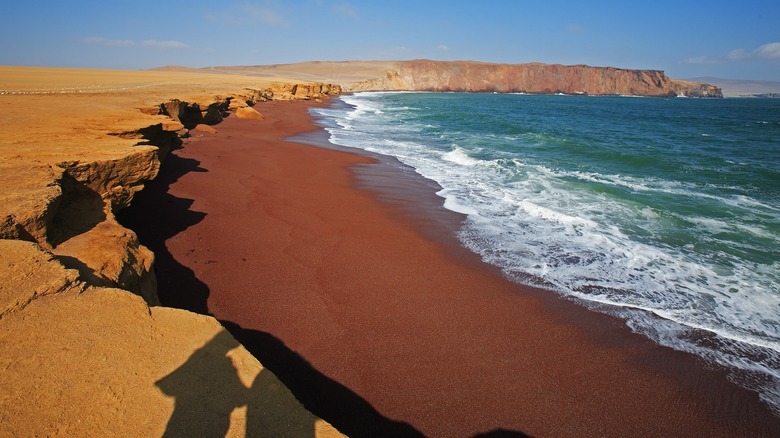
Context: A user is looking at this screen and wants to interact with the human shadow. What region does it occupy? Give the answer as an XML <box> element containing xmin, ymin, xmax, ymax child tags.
<box><xmin>157</xmin><ymin>328</ymin><xmax>420</xmax><ymax>438</ymax></box>
<box><xmin>116</xmin><ymin>150</ymin><xmax>210</xmax><ymax>314</ymax></box>
<box><xmin>220</xmin><ymin>320</ymin><xmax>425</xmax><ymax>438</ymax></box>
<box><xmin>156</xmin><ymin>330</ymin><xmax>247</xmax><ymax>437</ymax></box>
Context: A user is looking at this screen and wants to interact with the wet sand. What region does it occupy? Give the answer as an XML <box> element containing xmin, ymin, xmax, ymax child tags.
<box><xmin>121</xmin><ymin>98</ymin><xmax>780</xmax><ymax>437</ymax></box>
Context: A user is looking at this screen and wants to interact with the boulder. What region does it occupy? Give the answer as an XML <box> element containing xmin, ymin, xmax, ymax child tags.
<box><xmin>194</xmin><ymin>124</ymin><xmax>218</xmax><ymax>134</ymax></box>
<box><xmin>235</xmin><ymin>106</ymin><xmax>264</xmax><ymax>120</ymax></box>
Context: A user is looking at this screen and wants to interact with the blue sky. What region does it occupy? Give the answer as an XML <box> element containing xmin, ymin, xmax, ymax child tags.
<box><xmin>1</xmin><ymin>0</ymin><xmax>778</xmax><ymax>80</ymax></box>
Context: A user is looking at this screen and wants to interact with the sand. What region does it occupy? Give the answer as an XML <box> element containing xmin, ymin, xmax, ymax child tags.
<box><xmin>119</xmin><ymin>98</ymin><xmax>780</xmax><ymax>437</ymax></box>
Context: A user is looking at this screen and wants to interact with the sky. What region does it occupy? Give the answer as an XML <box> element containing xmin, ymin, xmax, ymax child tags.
<box><xmin>1</xmin><ymin>0</ymin><xmax>778</xmax><ymax>81</ymax></box>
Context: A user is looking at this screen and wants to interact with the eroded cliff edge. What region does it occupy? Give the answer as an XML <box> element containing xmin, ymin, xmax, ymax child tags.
<box><xmin>0</xmin><ymin>66</ymin><xmax>344</xmax><ymax>437</ymax></box>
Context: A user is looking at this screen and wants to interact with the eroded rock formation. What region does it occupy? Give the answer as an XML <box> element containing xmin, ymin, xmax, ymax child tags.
<box><xmin>0</xmin><ymin>66</ymin><xmax>343</xmax><ymax>436</ymax></box>
<box><xmin>1</xmin><ymin>81</ymin><xmax>339</xmax><ymax>304</ymax></box>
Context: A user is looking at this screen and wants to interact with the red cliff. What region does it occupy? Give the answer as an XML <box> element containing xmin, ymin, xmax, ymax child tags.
<box><xmin>350</xmin><ymin>60</ymin><xmax>722</xmax><ymax>97</ymax></box>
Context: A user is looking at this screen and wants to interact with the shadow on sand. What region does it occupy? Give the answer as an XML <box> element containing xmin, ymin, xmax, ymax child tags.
<box><xmin>156</xmin><ymin>329</ymin><xmax>336</xmax><ymax>437</ymax></box>
<box><xmin>124</xmin><ymin>137</ymin><xmax>530</xmax><ymax>438</ymax></box>
<box><xmin>220</xmin><ymin>320</ymin><xmax>426</xmax><ymax>438</ymax></box>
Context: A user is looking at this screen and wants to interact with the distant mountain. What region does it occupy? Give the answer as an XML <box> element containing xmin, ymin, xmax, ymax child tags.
<box><xmin>686</xmin><ymin>77</ymin><xmax>780</xmax><ymax>98</ymax></box>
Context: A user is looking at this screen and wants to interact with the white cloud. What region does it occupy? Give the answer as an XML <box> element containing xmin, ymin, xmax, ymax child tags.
<box><xmin>727</xmin><ymin>48</ymin><xmax>749</xmax><ymax>61</ymax></box>
<box><xmin>435</xmin><ymin>44</ymin><xmax>450</xmax><ymax>52</ymax></box>
<box><xmin>755</xmin><ymin>42</ymin><xmax>780</xmax><ymax>59</ymax></box>
<box><xmin>141</xmin><ymin>40</ymin><xmax>191</xmax><ymax>49</ymax></box>
<box><xmin>685</xmin><ymin>41</ymin><xmax>780</xmax><ymax>64</ymax></box>
<box><xmin>682</xmin><ymin>55</ymin><xmax>719</xmax><ymax>65</ymax></box>
<box><xmin>81</xmin><ymin>37</ymin><xmax>190</xmax><ymax>49</ymax></box>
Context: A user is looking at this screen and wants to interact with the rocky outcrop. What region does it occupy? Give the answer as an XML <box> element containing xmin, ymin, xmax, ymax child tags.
<box><xmin>350</xmin><ymin>60</ymin><xmax>723</xmax><ymax>97</ymax></box>
<box><xmin>1</xmin><ymin>81</ymin><xmax>340</xmax><ymax>306</ymax></box>
<box><xmin>0</xmin><ymin>240</ymin><xmax>80</xmax><ymax>318</ymax></box>
<box><xmin>670</xmin><ymin>79</ymin><xmax>723</xmax><ymax>97</ymax></box>
<box><xmin>160</xmin><ymin>99</ymin><xmax>231</xmax><ymax>129</ymax></box>
<box><xmin>0</xmin><ymin>66</ymin><xmax>343</xmax><ymax>436</ymax></box>
<box><xmin>250</xmin><ymin>82</ymin><xmax>343</xmax><ymax>101</ymax></box>
<box><xmin>235</xmin><ymin>106</ymin><xmax>265</xmax><ymax>120</ymax></box>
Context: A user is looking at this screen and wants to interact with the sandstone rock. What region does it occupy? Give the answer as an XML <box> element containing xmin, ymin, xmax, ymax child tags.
<box><xmin>112</xmin><ymin>123</ymin><xmax>184</xmax><ymax>165</ymax></box>
<box><xmin>0</xmin><ymin>165</ymin><xmax>64</xmax><ymax>245</ymax></box>
<box><xmin>0</xmin><ymin>285</ymin><xmax>344</xmax><ymax>437</ymax></box>
<box><xmin>293</xmin><ymin>83</ymin><xmax>319</xmax><ymax>99</ymax></box>
<box><xmin>0</xmin><ymin>239</ymin><xmax>80</xmax><ymax>318</ymax></box>
<box><xmin>350</xmin><ymin>69</ymin><xmax>408</xmax><ymax>91</ymax></box>
<box><xmin>257</xmin><ymin>82</ymin><xmax>342</xmax><ymax>101</ymax></box>
<box><xmin>235</xmin><ymin>106</ymin><xmax>264</xmax><ymax>120</ymax></box>
<box><xmin>194</xmin><ymin>123</ymin><xmax>219</xmax><ymax>134</ymax></box>
<box><xmin>671</xmin><ymin>79</ymin><xmax>723</xmax><ymax>97</ymax></box>
<box><xmin>160</xmin><ymin>99</ymin><xmax>203</xmax><ymax>129</ymax></box>
<box><xmin>51</xmin><ymin>210</ymin><xmax>158</xmax><ymax>306</ymax></box>
<box><xmin>202</xmin><ymin>101</ymin><xmax>228</xmax><ymax>125</ymax></box>
<box><xmin>0</xmin><ymin>67</ymin><xmax>347</xmax><ymax>436</ymax></box>
<box><xmin>160</xmin><ymin>99</ymin><xmax>203</xmax><ymax>128</ymax></box>
<box><xmin>57</xmin><ymin>146</ymin><xmax>161</xmax><ymax>211</ymax></box>
<box><xmin>242</xmin><ymin>88</ymin><xmax>275</xmax><ymax>103</ymax></box>
<box><xmin>229</xmin><ymin>98</ymin><xmax>249</xmax><ymax>110</ymax></box>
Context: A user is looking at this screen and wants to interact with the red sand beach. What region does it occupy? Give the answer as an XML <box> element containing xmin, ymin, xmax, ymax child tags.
<box><xmin>121</xmin><ymin>99</ymin><xmax>780</xmax><ymax>437</ymax></box>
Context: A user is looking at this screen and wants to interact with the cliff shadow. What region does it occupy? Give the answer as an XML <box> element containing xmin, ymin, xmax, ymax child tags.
<box><xmin>116</xmin><ymin>150</ymin><xmax>209</xmax><ymax>314</ymax></box>
<box><xmin>49</xmin><ymin>173</ymin><xmax>106</xmax><ymax>247</ymax></box>
<box><xmin>219</xmin><ymin>320</ymin><xmax>426</xmax><ymax>438</ymax></box>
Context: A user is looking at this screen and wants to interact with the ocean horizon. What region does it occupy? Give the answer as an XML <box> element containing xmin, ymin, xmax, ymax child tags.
<box><xmin>310</xmin><ymin>92</ymin><xmax>780</xmax><ymax>412</ymax></box>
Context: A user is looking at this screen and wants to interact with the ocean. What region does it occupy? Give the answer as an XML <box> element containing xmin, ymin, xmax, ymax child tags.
<box><xmin>310</xmin><ymin>92</ymin><xmax>780</xmax><ymax>411</ymax></box>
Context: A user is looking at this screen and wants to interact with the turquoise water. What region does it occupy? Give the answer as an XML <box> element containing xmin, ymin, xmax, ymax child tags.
<box><xmin>311</xmin><ymin>92</ymin><xmax>780</xmax><ymax>409</ymax></box>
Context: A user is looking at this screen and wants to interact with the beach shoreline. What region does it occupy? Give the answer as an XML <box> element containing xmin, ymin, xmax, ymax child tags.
<box><xmin>120</xmin><ymin>97</ymin><xmax>780</xmax><ymax>437</ymax></box>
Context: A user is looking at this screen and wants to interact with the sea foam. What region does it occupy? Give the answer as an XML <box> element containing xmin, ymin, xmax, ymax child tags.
<box><xmin>312</xmin><ymin>91</ymin><xmax>780</xmax><ymax>411</ymax></box>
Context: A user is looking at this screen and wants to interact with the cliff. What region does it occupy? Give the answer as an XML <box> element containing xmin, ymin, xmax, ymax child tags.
<box><xmin>0</xmin><ymin>66</ymin><xmax>344</xmax><ymax>436</ymax></box>
<box><xmin>347</xmin><ymin>60</ymin><xmax>722</xmax><ymax>97</ymax></box>
<box><xmin>154</xmin><ymin>60</ymin><xmax>721</xmax><ymax>97</ymax></box>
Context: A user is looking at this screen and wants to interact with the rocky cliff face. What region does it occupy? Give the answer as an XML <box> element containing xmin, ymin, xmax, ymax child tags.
<box><xmin>670</xmin><ymin>79</ymin><xmax>723</xmax><ymax>97</ymax></box>
<box><xmin>350</xmin><ymin>60</ymin><xmax>723</xmax><ymax>97</ymax></box>
<box><xmin>0</xmin><ymin>67</ymin><xmax>343</xmax><ymax>436</ymax></box>
<box><xmin>1</xmin><ymin>81</ymin><xmax>339</xmax><ymax>306</ymax></box>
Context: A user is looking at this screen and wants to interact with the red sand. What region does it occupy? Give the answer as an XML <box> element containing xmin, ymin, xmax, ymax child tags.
<box><xmin>128</xmin><ymin>99</ymin><xmax>780</xmax><ymax>437</ymax></box>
